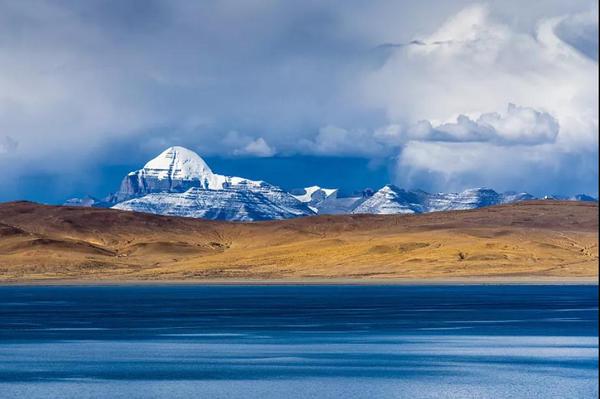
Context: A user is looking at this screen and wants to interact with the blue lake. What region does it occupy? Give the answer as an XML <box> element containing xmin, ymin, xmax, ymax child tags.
<box><xmin>0</xmin><ymin>285</ymin><xmax>597</xmax><ymax>398</ymax></box>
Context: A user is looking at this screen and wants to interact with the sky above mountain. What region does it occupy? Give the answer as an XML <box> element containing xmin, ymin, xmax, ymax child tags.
<box><xmin>1</xmin><ymin>0</ymin><xmax>598</xmax><ymax>203</ymax></box>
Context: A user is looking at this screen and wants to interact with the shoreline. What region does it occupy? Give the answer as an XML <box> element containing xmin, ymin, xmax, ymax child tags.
<box><xmin>1</xmin><ymin>276</ymin><xmax>597</xmax><ymax>286</ymax></box>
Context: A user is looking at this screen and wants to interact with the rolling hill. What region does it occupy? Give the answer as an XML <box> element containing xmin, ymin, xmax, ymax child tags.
<box><xmin>0</xmin><ymin>200</ymin><xmax>597</xmax><ymax>282</ymax></box>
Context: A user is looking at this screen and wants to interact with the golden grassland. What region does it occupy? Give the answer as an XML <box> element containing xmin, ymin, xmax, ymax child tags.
<box><xmin>0</xmin><ymin>200</ymin><xmax>597</xmax><ymax>283</ymax></box>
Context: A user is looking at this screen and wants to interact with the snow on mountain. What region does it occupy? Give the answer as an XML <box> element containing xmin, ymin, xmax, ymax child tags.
<box><xmin>142</xmin><ymin>146</ymin><xmax>213</xmax><ymax>181</ymax></box>
<box><xmin>292</xmin><ymin>186</ymin><xmax>374</xmax><ymax>215</ymax></box>
<box><xmin>352</xmin><ymin>186</ymin><xmax>539</xmax><ymax>215</ymax></box>
<box><xmin>499</xmin><ymin>191</ymin><xmax>536</xmax><ymax>204</ymax></box>
<box><xmin>113</xmin><ymin>186</ymin><xmax>311</xmax><ymax>221</ymax></box>
<box><xmin>543</xmin><ymin>193</ymin><xmax>597</xmax><ymax>202</ymax></box>
<box><xmin>63</xmin><ymin>146</ymin><xmax>596</xmax><ymax>221</ymax></box>
<box><xmin>312</xmin><ymin>196</ymin><xmax>366</xmax><ymax>215</ymax></box>
<box><xmin>352</xmin><ymin>185</ymin><xmax>428</xmax><ymax>214</ymax></box>
<box><xmin>113</xmin><ymin>146</ymin><xmax>266</xmax><ymax>202</ymax></box>
<box><xmin>293</xmin><ymin>186</ymin><xmax>338</xmax><ymax>204</ymax></box>
<box><xmin>109</xmin><ymin>146</ymin><xmax>313</xmax><ymax>221</ymax></box>
<box><xmin>292</xmin><ymin>186</ymin><xmax>340</xmax><ymax>213</ymax></box>
<box><xmin>571</xmin><ymin>194</ymin><xmax>597</xmax><ymax>202</ymax></box>
<box><xmin>426</xmin><ymin>188</ymin><xmax>505</xmax><ymax>212</ymax></box>
<box><xmin>63</xmin><ymin>196</ymin><xmax>101</xmax><ymax>207</ymax></box>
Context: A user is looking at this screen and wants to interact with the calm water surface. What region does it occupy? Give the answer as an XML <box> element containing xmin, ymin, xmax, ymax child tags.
<box><xmin>0</xmin><ymin>285</ymin><xmax>597</xmax><ymax>398</ymax></box>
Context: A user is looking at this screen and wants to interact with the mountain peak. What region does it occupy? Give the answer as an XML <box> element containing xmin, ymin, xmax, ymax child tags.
<box><xmin>293</xmin><ymin>186</ymin><xmax>338</xmax><ymax>204</ymax></box>
<box><xmin>142</xmin><ymin>146</ymin><xmax>213</xmax><ymax>181</ymax></box>
<box><xmin>380</xmin><ymin>184</ymin><xmax>401</xmax><ymax>193</ymax></box>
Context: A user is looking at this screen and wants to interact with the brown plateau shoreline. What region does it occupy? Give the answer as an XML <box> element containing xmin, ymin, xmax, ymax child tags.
<box><xmin>0</xmin><ymin>200</ymin><xmax>597</xmax><ymax>284</ymax></box>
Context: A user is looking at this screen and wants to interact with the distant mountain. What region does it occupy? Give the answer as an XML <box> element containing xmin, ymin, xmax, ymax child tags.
<box><xmin>292</xmin><ymin>186</ymin><xmax>378</xmax><ymax>215</ymax></box>
<box><xmin>111</xmin><ymin>146</ymin><xmax>287</xmax><ymax>203</ymax></box>
<box><xmin>107</xmin><ymin>146</ymin><xmax>313</xmax><ymax>221</ymax></box>
<box><xmin>352</xmin><ymin>185</ymin><xmax>427</xmax><ymax>214</ymax></box>
<box><xmin>352</xmin><ymin>186</ymin><xmax>540</xmax><ymax>215</ymax></box>
<box><xmin>572</xmin><ymin>194</ymin><xmax>597</xmax><ymax>202</ymax></box>
<box><xmin>543</xmin><ymin>194</ymin><xmax>598</xmax><ymax>202</ymax></box>
<box><xmin>64</xmin><ymin>146</ymin><xmax>597</xmax><ymax>221</ymax></box>
<box><xmin>63</xmin><ymin>195</ymin><xmax>102</xmax><ymax>207</ymax></box>
<box><xmin>313</xmin><ymin>196</ymin><xmax>367</xmax><ymax>215</ymax></box>
<box><xmin>292</xmin><ymin>186</ymin><xmax>338</xmax><ymax>206</ymax></box>
<box><xmin>292</xmin><ymin>185</ymin><xmax>337</xmax><ymax>212</ymax></box>
<box><xmin>111</xmin><ymin>146</ymin><xmax>215</xmax><ymax>202</ymax></box>
<box><xmin>291</xmin><ymin>186</ymin><xmax>366</xmax><ymax>214</ymax></box>
<box><xmin>113</xmin><ymin>187</ymin><xmax>312</xmax><ymax>221</ymax></box>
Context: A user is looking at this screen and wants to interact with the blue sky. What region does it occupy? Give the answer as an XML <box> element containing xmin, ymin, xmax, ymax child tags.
<box><xmin>0</xmin><ymin>0</ymin><xmax>598</xmax><ymax>203</ymax></box>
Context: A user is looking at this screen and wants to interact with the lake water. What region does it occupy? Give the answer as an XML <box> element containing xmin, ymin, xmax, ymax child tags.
<box><xmin>0</xmin><ymin>285</ymin><xmax>597</xmax><ymax>398</ymax></box>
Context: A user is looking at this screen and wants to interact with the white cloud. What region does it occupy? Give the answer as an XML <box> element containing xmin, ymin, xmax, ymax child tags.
<box><xmin>306</xmin><ymin>103</ymin><xmax>559</xmax><ymax>156</ymax></box>
<box><xmin>223</xmin><ymin>131</ymin><xmax>276</xmax><ymax>157</ymax></box>
<box><xmin>396</xmin><ymin>140</ymin><xmax>597</xmax><ymax>195</ymax></box>
<box><xmin>418</xmin><ymin>104</ymin><xmax>559</xmax><ymax>145</ymax></box>
<box><xmin>0</xmin><ymin>136</ymin><xmax>18</xmax><ymax>154</ymax></box>
<box><xmin>299</xmin><ymin>125</ymin><xmax>388</xmax><ymax>157</ymax></box>
<box><xmin>234</xmin><ymin>137</ymin><xmax>276</xmax><ymax>157</ymax></box>
<box><xmin>554</xmin><ymin>4</ymin><xmax>599</xmax><ymax>59</ymax></box>
<box><xmin>360</xmin><ymin>4</ymin><xmax>597</xmax><ymax>146</ymax></box>
<box><xmin>355</xmin><ymin>3</ymin><xmax>597</xmax><ymax>194</ymax></box>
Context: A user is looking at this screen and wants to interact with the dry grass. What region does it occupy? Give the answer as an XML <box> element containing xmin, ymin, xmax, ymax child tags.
<box><xmin>0</xmin><ymin>200</ymin><xmax>597</xmax><ymax>282</ymax></box>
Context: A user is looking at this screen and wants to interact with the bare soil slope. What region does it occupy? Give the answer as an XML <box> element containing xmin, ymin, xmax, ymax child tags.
<box><xmin>0</xmin><ymin>201</ymin><xmax>597</xmax><ymax>282</ymax></box>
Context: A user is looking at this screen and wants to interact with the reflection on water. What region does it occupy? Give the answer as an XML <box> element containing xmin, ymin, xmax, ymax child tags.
<box><xmin>0</xmin><ymin>285</ymin><xmax>597</xmax><ymax>398</ymax></box>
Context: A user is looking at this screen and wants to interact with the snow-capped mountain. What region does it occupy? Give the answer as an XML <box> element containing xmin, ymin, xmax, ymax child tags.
<box><xmin>499</xmin><ymin>191</ymin><xmax>536</xmax><ymax>204</ymax></box>
<box><xmin>571</xmin><ymin>194</ymin><xmax>597</xmax><ymax>202</ymax></box>
<box><xmin>292</xmin><ymin>186</ymin><xmax>339</xmax><ymax>213</ymax></box>
<box><xmin>352</xmin><ymin>185</ymin><xmax>544</xmax><ymax>215</ymax></box>
<box><xmin>425</xmin><ymin>188</ymin><xmax>517</xmax><ymax>212</ymax></box>
<box><xmin>292</xmin><ymin>186</ymin><xmax>338</xmax><ymax>205</ymax></box>
<box><xmin>292</xmin><ymin>186</ymin><xmax>370</xmax><ymax>214</ymax></box>
<box><xmin>63</xmin><ymin>146</ymin><xmax>597</xmax><ymax>221</ymax></box>
<box><xmin>113</xmin><ymin>187</ymin><xmax>311</xmax><ymax>221</ymax></box>
<box><xmin>313</xmin><ymin>196</ymin><xmax>367</xmax><ymax>215</ymax></box>
<box><xmin>352</xmin><ymin>185</ymin><xmax>427</xmax><ymax>214</ymax></box>
<box><xmin>109</xmin><ymin>146</ymin><xmax>314</xmax><ymax>221</ymax></box>
<box><xmin>64</xmin><ymin>195</ymin><xmax>102</xmax><ymax>207</ymax></box>
<box><xmin>113</xmin><ymin>146</ymin><xmax>269</xmax><ymax>202</ymax></box>
<box><xmin>543</xmin><ymin>194</ymin><xmax>597</xmax><ymax>202</ymax></box>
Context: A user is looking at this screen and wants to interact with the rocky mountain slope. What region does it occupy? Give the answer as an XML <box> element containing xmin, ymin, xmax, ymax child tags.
<box><xmin>108</xmin><ymin>146</ymin><xmax>314</xmax><ymax>221</ymax></box>
<box><xmin>114</xmin><ymin>186</ymin><xmax>312</xmax><ymax>221</ymax></box>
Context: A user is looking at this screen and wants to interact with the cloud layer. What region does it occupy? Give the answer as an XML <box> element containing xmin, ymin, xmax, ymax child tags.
<box><xmin>410</xmin><ymin>104</ymin><xmax>559</xmax><ymax>145</ymax></box>
<box><xmin>361</xmin><ymin>4</ymin><xmax>598</xmax><ymax>194</ymax></box>
<box><xmin>0</xmin><ymin>0</ymin><xmax>597</xmax><ymax>199</ymax></box>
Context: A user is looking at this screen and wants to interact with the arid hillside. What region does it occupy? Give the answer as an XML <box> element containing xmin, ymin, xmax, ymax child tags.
<box><xmin>0</xmin><ymin>201</ymin><xmax>597</xmax><ymax>282</ymax></box>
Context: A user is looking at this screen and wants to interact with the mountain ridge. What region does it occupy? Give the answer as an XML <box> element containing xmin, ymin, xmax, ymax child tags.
<box><xmin>106</xmin><ymin>146</ymin><xmax>314</xmax><ymax>221</ymax></box>
<box><xmin>64</xmin><ymin>146</ymin><xmax>597</xmax><ymax>221</ymax></box>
